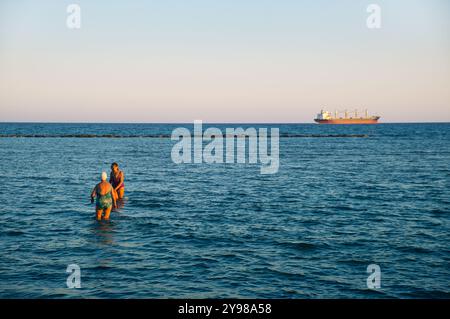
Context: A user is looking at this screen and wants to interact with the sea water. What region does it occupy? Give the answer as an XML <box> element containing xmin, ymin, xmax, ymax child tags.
<box><xmin>0</xmin><ymin>123</ymin><xmax>449</xmax><ymax>298</ymax></box>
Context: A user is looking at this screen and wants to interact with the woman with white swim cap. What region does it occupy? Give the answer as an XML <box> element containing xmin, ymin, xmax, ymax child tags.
<box><xmin>90</xmin><ymin>172</ymin><xmax>117</xmax><ymax>220</ymax></box>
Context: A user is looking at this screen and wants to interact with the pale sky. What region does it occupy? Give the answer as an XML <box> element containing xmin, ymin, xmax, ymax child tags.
<box><xmin>0</xmin><ymin>0</ymin><xmax>449</xmax><ymax>123</ymax></box>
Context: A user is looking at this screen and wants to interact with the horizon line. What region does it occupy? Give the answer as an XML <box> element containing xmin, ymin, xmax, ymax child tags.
<box><xmin>1</xmin><ymin>121</ymin><xmax>450</xmax><ymax>125</ymax></box>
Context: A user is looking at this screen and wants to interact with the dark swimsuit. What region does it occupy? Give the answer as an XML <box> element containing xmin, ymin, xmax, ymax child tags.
<box><xmin>110</xmin><ymin>171</ymin><xmax>124</xmax><ymax>190</ymax></box>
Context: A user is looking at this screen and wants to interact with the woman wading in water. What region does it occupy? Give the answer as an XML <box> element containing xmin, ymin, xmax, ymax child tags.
<box><xmin>91</xmin><ymin>172</ymin><xmax>117</xmax><ymax>220</ymax></box>
<box><xmin>110</xmin><ymin>162</ymin><xmax>125</xmax><ymax>200</ymax></box>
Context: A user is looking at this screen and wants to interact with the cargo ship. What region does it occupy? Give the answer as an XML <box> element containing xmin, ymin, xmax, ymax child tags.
<box><xmin>314</xmin><ymin>109</ymin><xmax>380</xmax><ymax>124</ymax></box>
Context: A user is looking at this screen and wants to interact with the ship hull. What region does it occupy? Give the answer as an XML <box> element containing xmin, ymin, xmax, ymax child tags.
<box><xmin>314</xmin><ymin>118</ymin><xmax>379</xmax><ymax>124</ymax></box>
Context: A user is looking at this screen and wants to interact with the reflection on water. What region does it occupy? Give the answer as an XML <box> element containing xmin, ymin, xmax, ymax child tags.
<box><xmin>113</xmin><ymin>197</ymin><xmax>127</xmax><ymax>211</ymax></box>
<box><xmin>90</xmin><ymin>198</ymin><xmax>126</xmax><ymax>247</ymax></box>
<box><xmin>92</xmin><ymin>220</ymin><xmax>115</xmax><ymax>246</ymax></box>
<box><xmin>87</xmin><ymin>219</ymin><xmax>119</xmax><ymax>273</ymax></box>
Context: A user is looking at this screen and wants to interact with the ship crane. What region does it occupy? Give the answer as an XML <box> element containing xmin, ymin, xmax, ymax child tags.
<box><xmin>334</xmin><ymin>109</ymin><xmax>368</xmax><ymax>119</ymax></box>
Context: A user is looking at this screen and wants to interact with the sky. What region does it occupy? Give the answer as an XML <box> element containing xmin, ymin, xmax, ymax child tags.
<box><xmin>0</xmin><ymin>0</ymin><xmax>449</xmax><ymax>123</ymax></box>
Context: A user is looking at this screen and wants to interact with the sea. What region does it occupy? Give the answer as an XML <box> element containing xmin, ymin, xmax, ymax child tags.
<box><xmin>0</xmin><ymin>122</ymin><xmax>449</xmax><ymax>298</ymax></box>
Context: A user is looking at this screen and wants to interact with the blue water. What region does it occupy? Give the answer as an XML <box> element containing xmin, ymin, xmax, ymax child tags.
<box><xmin>0</xmin><ymin>123</ymin><xmax>449</xmax><ymax>298</ymax></box>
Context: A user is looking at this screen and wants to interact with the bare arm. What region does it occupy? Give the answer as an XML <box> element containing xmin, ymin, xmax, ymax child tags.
<box><xmin>115</xmin><ymin>172</ymin><xmax>124</xmax><ymax>191</ymax></box>
<box><xmin>91</xmin><ymin>184</ymin><xmax>97</xmax><ymax>199</ymax></box>
<box><xmin>111</xmin><ymin>185</ymin><xmax>117</xmax><ymax>207</ymax></box>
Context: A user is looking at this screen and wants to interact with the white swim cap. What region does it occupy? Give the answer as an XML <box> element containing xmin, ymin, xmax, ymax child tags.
<box><xmin>101</xmin><ymin>172</ymin><xmax>107</xmax><ymax>181</ymax></box>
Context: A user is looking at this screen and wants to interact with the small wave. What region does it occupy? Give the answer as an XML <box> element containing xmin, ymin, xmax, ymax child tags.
<box><xmin>279</xmin><ymin>241</ymin><xmax>319</xmax><ymax>251</ymax></box>
<box><xmin>396</xmin><ymin>246</ymin><xmax>433</xmax><ymax>254</ymax></box>
<box><xmin>130</xmin><ymin>200</ymin><xmax>163</xmax><ymax>209</ymax></box>
<box><xmin>267</xmin><ymin>267</ymin><xmax>305</xmax><ymax>278</ymax></box>
<box><xmin>429</xmin><ymin>209</ymin><xmax>448</xmax><ymax>215</ymax></box>
<box><xmin>327</xmin><ymin>205</ymin><xmax>356</xmax><ymax>211</ymax></box>
<box><xmin>31</xmin><ymin>200</ymin><xmax>49</xmax><ymax>205</ymax></box>
<box><xmin>135</xmin><ymin>218</ymin><xmax>160</xmax><ymax>227</ymax></box>
<box><xmin>5</xmin><ymin>230</ymin><xmax>25</xmax><ymax>236</ymax></box>
<box><xmin>29</xmin><ymin>176</ymin><xmax>52</xmax><ymax>181</ymax></box>
<box><xmin>337</xmin><ymin>258</ymin><xmax>370</xmax><ymax>266</ymax></box>
<box><xmin>87</xmin><ymin>265</ymin><xmax>113</xmax><ymax>271</ymax></box>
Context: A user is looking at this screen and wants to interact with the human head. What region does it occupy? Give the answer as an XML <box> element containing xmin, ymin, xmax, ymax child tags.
<box><xmin>101</xmin><ymin>172</ymin><xmax>107</xmax><ymax>181</ymax></box>
<box><xmin>111</xmin><ymin>162</ymin><xmax>119</xmax><ymax>172</ymax></box>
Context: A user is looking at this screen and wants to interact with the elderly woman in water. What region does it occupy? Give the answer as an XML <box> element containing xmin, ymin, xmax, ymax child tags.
<box><xmin>91</xmin><ymin>172</ymin><xmax>117</xmax><ymax>220</ymax></box>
